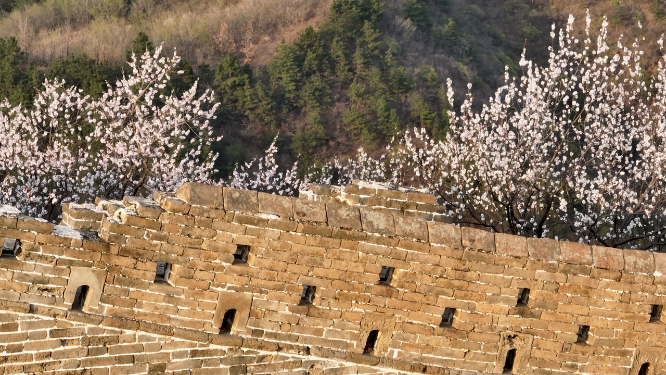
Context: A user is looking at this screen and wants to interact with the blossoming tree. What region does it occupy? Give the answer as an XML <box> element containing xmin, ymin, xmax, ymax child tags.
<box><xmin>0</xmin><ymin>46</ymin><xmax>219</xmax><ymax>219</ymax></box>
<box><xmin>323</xmin><ymin>13</ymin><xmax>666</xmax><ymax>250</ymax></box>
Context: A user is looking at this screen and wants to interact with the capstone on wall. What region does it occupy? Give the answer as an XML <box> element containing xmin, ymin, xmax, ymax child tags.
<box><xmin>0</xmin><ymin>180</ymin><xmax>662</xmax><ymax>374</ymax></box>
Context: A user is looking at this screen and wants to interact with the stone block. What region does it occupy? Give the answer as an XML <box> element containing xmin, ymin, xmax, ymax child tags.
<box><xmin>177</xmin><ymin>182</ymin><xmax>224</xmax><ymax>209</ymax></box>
<box><xmin>102</xmin><ymin>316</ymin><xmax>139</xmax><ymax>331</ymax></box>
<box><xmin>122</xmin><ymin>196</ymin><xmax>164</xmax><ymax>219</ymax></box>
<box><xmin>560</xmin><ymin>241</ymin><xmax>592</xmax><ymax>265</ymax></box>
<box><xmin>461</xmin><ymin>227</ymin><xmax>495</xmax><ymax>252</ymax></box>
<box><xmin>17</xmin><ymin>216</ymin><xmax>54</xmax><ymax>234</ymax></box>
<box><xmin>375</xmin><ymin>189</ymin><xmax>409</xmax><ymax>201</ymax></box>
<box><xmin>427</xmin><ymin>222</ymin><xmax>461</xmax><ymax>249</ymax></box>
<box><xmin>189</xmin><ymin>206</ymin><xmax>225</xmax><ymax>219</ymax></box>
<box><xmin>406</xmin><ymin>192</ymin><xmax>437</xmax><ymax>204</ymax></box>
<box><xmin>293</xmin><ymin>199</ymin><xmax>327</xmax><ymax>222</ymax></box>
<box><xmin>347</xmin><ymin>352</ymin><xmax>380</xmax><ymax>366</ymax></box>
<box><xmin>593</xmin><ymin>246</ymin><xmax>624</xmax><ymax>271</ymax></box>
<box><xmin>344</xmin><ymin>184</ymin><xmax>376</xmax><ymax>196</ymax></box>
<box><xmin>360</xmin><ymin>207</ymin><xmax>395</xmax><ymax>235</ymax></box>
<box><xmin>223</xmin><ymin>187</ymin><xmax>258</xmax><ymax>214</ymax></box>
<box><xmin>0</xmin><ymin>299</ymin><xmax>29</xmax><ymax>313</ymax></box>
<box><xmin>64</xmin><ymin>267</ymin><xmax>107</xmax><ymax>311</ymax></box>
<box><xmin>258</xmin><ymin>192</ymin><xmax>293</xmax><ymax>218</ymax></box>
<box><xmin>495</xmin><ymin>233</ymin><xmax>527</xmax><ymax>258</ymax></box>
<box><xmin>354</xmin><ymin>312</ymin><xmax>397</xmax><ymax>355</ymax></box>
<box><xmin>212</xmin><ymin>291</ymin><xmax>253</xmax><ymax>335</ymax></box>
<box><xmin>153</xmin><ymin>191</ymin><xmax>190</xmax><ymax>214</ymax></box>
<box><xmin>326</xmin><ymin>203</ymin><xmax>362</xmax><ymax>231</ymax></box>
<box><xmin>624</xmin><ymin>249</ymin><xmax>654</xmax><ymax>274</ymax></box>
<box><xmin>527</xmin><ymin>238</ymin><xmax>560</xmax><ymax>262</ymax></box>
<box><xmin>61</xmin><ymin>213</ymin><xmax>99</xmax><ymax>231</ymax></box>
<box><xmin>139</xmin><ymin>321</ymin><xmax>174</xmax><ymax>336</ymax></box>
<box><xmin>492</xmin><ymin>332</ymin><xmax>533</xmax><ymax>374</ymax></box>
<box><xmin>209</xmin><ymin>333</ymin><xmax>243</xmax><ymax>347</ymax></box>
<box><xmin>394</xmin><ymin>214</ymin><xmax>428</xmax><ymax>241</ymax></box>
<box><xmin>62</xmin><ymin>203</ymin><xmax>106</xmax><ymax>221</ymax></box>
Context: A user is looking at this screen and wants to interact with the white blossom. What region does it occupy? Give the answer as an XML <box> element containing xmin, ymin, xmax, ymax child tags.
<box><xmin>0</xmin><ymin>46</ymin><xmax>220</xmax><ymax>219</ymax></box>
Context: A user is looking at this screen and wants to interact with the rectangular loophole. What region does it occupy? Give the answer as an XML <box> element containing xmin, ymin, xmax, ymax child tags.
<box><xmin>650</xmin><ymin>304</ymin><xmax>663</xmax><ymax>323</ymax></box>
<box><xmin>516</xmin><ymin>288</ymin><xmax>530</xmax><ymax>306</ymax></box>
<box><xmin>219</xmin><ymin>309</ymin><xmax>236</xmax><ymax>334</ymax></box>
<box><xmin>363</xmin><ymin>330</ymin><xmax>380</xmax><ymax>355</ymax></box>
<box><xmin>503</xmin><ymin>348</ymin><xmax>517</xmax><ymax>373</ymax></box>
<box><xmin>576</xmin><ymin>325</ymin><xmax>589</xmax><ymax>344</ymax></box>
<box><xmin>440</xmin><ymin>308</ymin><xmax>456</xmax><ymax>327</ymax></box>
<box><xmin>1</xmin><ymin>238</ymin><xmax>20</xmax><ymax>259</ymax></box>
<box><xmin>300</xmin><ymin>285</ymin><xmax>316</xmax><ymax>305</ymax></box>
<box><xmin>378</xmin><ymin>266</ymin><xmax>394</xmax><ymax>285</ymax></box>
<box><xmin>233</xmin><ymin>245</ymin><xmax>250</xmax><ymax>264</ymax></box>
<box><xmin>155</xmin><ymin>262</ymin><xmax>171</xmax><ymax>283</ymax></box>
<box><xmin>72</xmin><ymin>285</ymin><xmax>89</xmax><ymax>310</ymax></box>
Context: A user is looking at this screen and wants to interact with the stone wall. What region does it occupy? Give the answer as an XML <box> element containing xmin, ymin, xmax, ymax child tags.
<box><xmin>0</xmin><ymin>181</ymin><xmax>664</xmax><ymax>374</ymax></box>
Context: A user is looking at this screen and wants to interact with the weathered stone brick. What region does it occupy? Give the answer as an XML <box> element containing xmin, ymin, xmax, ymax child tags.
<box><xmin>494</xmin><ymin>233</ymin><xmax>527</xmax><ymax>258</ymax></box>
<box><xmin>623</xmin><ymin>249</ymin><xmax>654</xmax><ymax>274</ymax></box>
<box><xmin>258</xmin><ymin>192</ymin><xmax>293</xmax><ymax>218</ymax></box>
<box><xmin>427</xmin><ymin>222</ymin><xmax>461</xmax><ymax>249</ymax></box>
<box><xmin>393</xmin><ymin>214</ymin><xmax>428</xmax><ymax>240</ymax></box>
<box><xmin>527</xmin><ymin>238</ymin><xmax>560</xmax><ymax>262</ymax></box>
<box><xmin>293</xmin><ymin>199</ymin><xmax>327</xmax><ymax>222</ymax></box>
<box><xmin>154</xmin><ymin>191</ymin><xmax>190</xmax><ymax>214</ymax></box>
<box><xmin>593</xmin><ymin>246</ymin><xmax>625</xmax><ymax>271</ymax></box>
<box><xmin>560</xmin><ymin>241</ymin><xmax>592</xmax><ymax>265</ymax></box>
<box><xmin>177</xmin><ymin>182</ymin><xmax>224</xmax><ymax>209</ymax></box>
<box><xmin>17</xmin><ymin>216</ymin><xmax>54</xmax><ymax>234</ymax></box>
<box><xmin>223</xmin><ymin>187</ymin><xmax>258</xmax><ymax>214</ymax></box>
<box><xmin>326</xmin><ymin>203</ymin><xmax>362</xmax><ymax>231</ymax></box>
<box><xmin>461</xmin><ymin>227</ymin><xmax>494</xmax><ymax>252</ymax></box>
<box><xmin>359</xmin><ymin>207</ymin><xmax>395</xmax><ymax>235</ymax></box>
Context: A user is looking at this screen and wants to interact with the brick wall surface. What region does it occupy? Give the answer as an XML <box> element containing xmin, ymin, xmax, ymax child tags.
<box><xmin>0</xmin><ymin>180</ymin><xmax>662</xmax><ymax>374</ymax></box>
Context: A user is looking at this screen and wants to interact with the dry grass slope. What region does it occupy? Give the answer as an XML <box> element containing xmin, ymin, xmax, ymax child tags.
<box><xmin>0</xmin><ymin>0</ymin><xmax>332</xmax><ymax>66</ymax></box>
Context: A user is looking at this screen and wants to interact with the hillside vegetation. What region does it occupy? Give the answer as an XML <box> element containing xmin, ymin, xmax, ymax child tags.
<box><xmin>0</xmin><ymin>0</ymin><xmax>664</xmax><ymax>176</ymax></box>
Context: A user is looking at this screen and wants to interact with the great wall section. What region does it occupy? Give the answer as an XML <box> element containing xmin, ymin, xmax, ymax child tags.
<box><xmin>0</xmin><ymin>181</ymin><xmax>661</xmax><ymax>374</ymax></box>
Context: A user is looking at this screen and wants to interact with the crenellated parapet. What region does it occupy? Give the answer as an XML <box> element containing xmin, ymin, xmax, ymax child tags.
<box><xmin>0</xmin><ymin>181</ymin><xmax>663</xmax><ymax>374</ymax></box>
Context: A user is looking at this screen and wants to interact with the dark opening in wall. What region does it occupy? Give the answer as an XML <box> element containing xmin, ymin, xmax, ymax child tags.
<box><xmin>233</xmin><ymin>245</ymin><xmax>250</xmax><ymax>264</ymax></box>
<box><xmin>154</xmin><ymin>262</ymin><xmax>171</xmax><ymax>283</ymax></box>
<box><xmin>378</xmin><ymin>266</ymin><xmax>394</xmax><ymax>285</ymax></box>
<box><xmin>503</xmin><ymin>348</ymin><xmax>517</xmax><ymax>373</ymax></box>
<box><xmin>363</xmin><ymin>330</ymin><xmax>380</xmax><ymax>355</ymax></box>
<box><xmin>300</xmin><ymin>285</ymin><xmax>316</xmax><ymax>305</ymax></box>
<box><xmin>440</xmin><ymin>308</ymin><xmax>456</xmax><ymax>327</ymax></box>
<box><xmin>516</xmin><ymin>288</ymin><xmax>530</xmax><ymax>306</ymax></box>
<box><xmin>72</xmin><ymin>285</ymin><xmax>89</xmax><ymax>310</ymax></box>
<box><xmin>650</xmin><ymin>304</ymin><xmax>663</xmax><ymax>323</ymax></box>
<box><xmin>638</xmin><ymin>363</ymin><xmax>651</xmax><ymax>375</ymax></box>
<box><xmin>576</xmin><ymin>325</ymin><xmax>589</xmax><ymax>344</ymax></box>
<box><xmin>220</xmin><ymin>309</ymin><xmax>237</xmax><ymax>334</ymax></box>
<box><xmin>1</xmin><ymin>238</ymin><xmax>20</xmax><ymax>259</ymax></box>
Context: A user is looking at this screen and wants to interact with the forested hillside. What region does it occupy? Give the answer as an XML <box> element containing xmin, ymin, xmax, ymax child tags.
<box><xmin>0</xmin><ymin>0</ymin><xmax>663</xmax><ymax>177</ymax></box>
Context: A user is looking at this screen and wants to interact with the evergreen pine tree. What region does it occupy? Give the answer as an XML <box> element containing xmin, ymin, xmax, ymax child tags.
<box><xmin>126</xmin><ymin>31</ymin><xmax>155</xmax><ymax>60</ymax></box>
<box><xmin>268</xmin><ymin>41</ymin><xmax>301</xmax><ymax>108</ymax></box>
<box><xmin>330</xmin><ymin>37</ymin><xmax>351</xmax><ymax>80</ymax></box>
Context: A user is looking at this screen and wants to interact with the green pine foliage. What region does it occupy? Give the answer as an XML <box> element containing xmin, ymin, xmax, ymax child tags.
<box><xmin>0</xmin><ymin>38</ymin><xmax>39</xmax><ymax>106</ymax></box>
<box><xmin>204</xmin><ymin>0</ymin><xmax>454</xmax><ymax>171</ymax></box>
<box><xmin>47</xmin><ymin>54</ymin><xmax>121</xmax><ymax>99</ymax></box>
<box><xmin>126</xmin><ymin>31</ymin><xmax>154</xmax><ymax>61</ymax></box>
<box><xmin>403</xmin><ymin>0</ymin><xmax>433</xmax><ymax>32</ymax></box>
